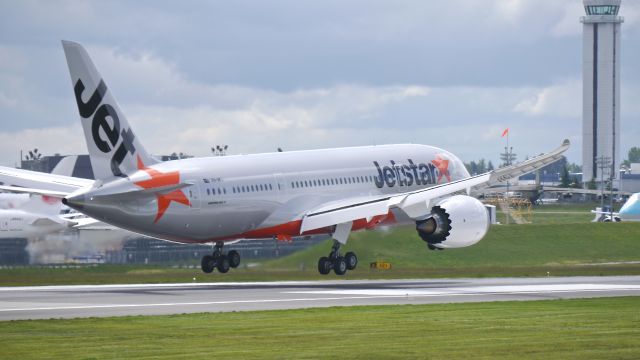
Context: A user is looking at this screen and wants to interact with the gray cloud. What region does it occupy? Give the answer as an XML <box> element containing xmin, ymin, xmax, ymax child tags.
<box><xmin>0</xmin><ymin>0</ymin><xmax>639</xmax><ymax>167</ymax></box>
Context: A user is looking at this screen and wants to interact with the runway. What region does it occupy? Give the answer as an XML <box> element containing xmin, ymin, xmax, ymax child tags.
<box><xmin>1</xmin><ymin>276</ymin><xmax>640</xmax><ymax>320</ymax></box>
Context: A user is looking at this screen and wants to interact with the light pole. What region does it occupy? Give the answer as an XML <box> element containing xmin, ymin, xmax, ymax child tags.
<box><xmin>596</xmin><ymin>156</ymin><xmax>611</xmax><ymax>210</ymax></box>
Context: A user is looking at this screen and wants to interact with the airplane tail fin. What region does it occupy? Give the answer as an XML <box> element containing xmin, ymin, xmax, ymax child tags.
<box><xmin>619</xmin><ymin>193</ymin><xmax>640</xmax><ymax>217</ymax></box>
<box><xmin>61</xmin><ymin>40</ymin><xmax>156</xmax><ymax>180</ymax></box>
<box><xmin>51</xmin><ymin>155</ymin><xmax>77</xmax><ymax>176</ymax></box>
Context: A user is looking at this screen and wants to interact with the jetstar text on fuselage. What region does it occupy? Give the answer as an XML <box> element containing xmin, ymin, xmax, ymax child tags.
<box><xmin>373</xmin><ymin>159</ymin><xmax>448</xmax><ymax>188</ymax></box>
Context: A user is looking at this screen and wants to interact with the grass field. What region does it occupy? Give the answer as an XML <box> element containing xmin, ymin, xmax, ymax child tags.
<box><xmin>1</xmin><ymin>297</ymin><xmax>638</xmax><ymax>359</ymax></box>
<box><xmin>0</xmin><ymin>202</ymin><xmax>638</xmax><ymax>286</ymax></box>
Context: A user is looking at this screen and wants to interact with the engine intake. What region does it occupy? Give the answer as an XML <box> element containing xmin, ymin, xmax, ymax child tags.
<box><xmin>415</xmin><ymin>195</ymin><xmax>489</xmax><ymax>250</ymax></box>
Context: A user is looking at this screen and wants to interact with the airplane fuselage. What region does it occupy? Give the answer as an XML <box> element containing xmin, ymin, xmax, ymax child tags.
<box><xmin>0</xmin><ymin>210</ymin><xmax>67</xmax><ymax>239</ymax></box>
<box><xmin>66</xmin><ymin>144</ymin><xmax>469</xmax><ymax>243</ymax></box>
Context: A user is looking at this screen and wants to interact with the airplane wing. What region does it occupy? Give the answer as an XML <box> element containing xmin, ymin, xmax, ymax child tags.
<box><xmin>0</xmin><ymin>166</ymin><xmax>93</xmax><ymax>193</ymax></box>
<box><xmin>300</xmin><ymin>139</ymin><xmax>570</xmax><ymax>233</ymax></box>
<box><xmin>0</xmin><ymin>185</ymin><xmax>70</xmax><ymax>198</ymax></box>
<box><xmin>68</xmin><ymin>216</ymin><xmax>106</xmax><ymax>229</ymax></box>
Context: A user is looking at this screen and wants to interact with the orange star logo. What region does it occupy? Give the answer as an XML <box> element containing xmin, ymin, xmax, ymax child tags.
<box><xmin>133</xmin><ymin>156</ymin><xmax>191</xmax><ymax>223</ymax></box>
<box><xmin>431</xmin><ymin>155</ymin><xmax>451</xmax><ymax>183</ymax></box>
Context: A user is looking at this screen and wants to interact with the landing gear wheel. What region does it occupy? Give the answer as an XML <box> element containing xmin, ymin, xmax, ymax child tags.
<box><xmin>345</xmin><ymin>252</ymin><xmax>358</xmax><ymax>270</ymax></box>
<box><xmin>318</xmin><ymin>257</ymin><xmax>332</xmax><ymax>275</ymax></box>
<box><xmin>217</xmin><ymin>255</ymin><xmax>230</xmax><ymax>273</ymax></box>
<box><xmin>228</xmin><ymin>250</ymin><xmax>241</xmax><ymax>268</ymax></box>
<box><xmin>333</xmin><ymin>256</ymin><xmax>347</xmax><ymax>275</ymax></box>
<box><xmin>201</xmin><ymin>255</ymin><xmax>215</xmax><ymax>273</ymax></box>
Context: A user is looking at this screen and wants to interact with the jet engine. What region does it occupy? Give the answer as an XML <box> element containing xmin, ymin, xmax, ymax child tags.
<box><xmin>415</xmin><ymin>195</ymin><xmax>489</xmax><ymax>250</ymax></box>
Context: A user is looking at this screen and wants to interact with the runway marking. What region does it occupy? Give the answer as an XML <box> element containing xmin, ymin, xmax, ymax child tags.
<box><xmin>0</xmin><ymin>295</ymin><xmax>414</xmax><ymax>313</ymax></box>
<box><xmin>2</xmin><ymin>284</ymin><xmax>640</xmax><ymax>314</ymax></box>
<box><xmin>286</xmin><ymin>284</ymin><xmax>640</xmax><ymax>296</ymax></box>
<box><xmin>0</xmin><ymin>280</ymin><xmax>404</xmax><ymax>292</ymax></box>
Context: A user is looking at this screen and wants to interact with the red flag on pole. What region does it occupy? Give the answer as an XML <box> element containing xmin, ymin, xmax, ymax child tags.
<box><xmin>501</xmin><ymin>128</ymin><xmax>509</xmax><ymax>137</ymax></box>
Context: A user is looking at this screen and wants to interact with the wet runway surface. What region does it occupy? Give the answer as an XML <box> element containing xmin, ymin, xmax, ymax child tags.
<box><xmin>1</xmin><ymin>276</ymin><xmax>639</xmax><ymax>320</ymax></box>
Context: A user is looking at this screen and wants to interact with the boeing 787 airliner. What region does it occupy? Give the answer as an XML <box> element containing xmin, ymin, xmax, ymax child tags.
<box><xmin>0</xmin><ymin>41</ymin><xmax>569</xmax><ymax>275</ymax></box>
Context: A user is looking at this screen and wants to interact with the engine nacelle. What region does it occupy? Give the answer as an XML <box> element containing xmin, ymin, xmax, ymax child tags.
<box><xmin>415</xmin><ymin>195</ymin><xmax>489</xmax><ymax>250</ymax></box>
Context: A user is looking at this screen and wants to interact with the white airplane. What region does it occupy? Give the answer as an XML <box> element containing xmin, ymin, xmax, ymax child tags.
<box><xmin>591</xmin><ymin>193</ymin><xmax>640</xmax><ymax>222</ymax></box>
<box><xmin>0</xmin><ymin>156</ymin><xmax>95</xmax><ymax>239</ymax></box>
<box><xmin>0</xmin><ymin>156</ymin><xmax>79</xmax><ymax>209</ymax></box>
<box><xmin>0</xmin><ymin>194</ymin><xmax>69</xmax><ymax>239</ymax></box>
<box><xmin>0</xmin><ymin>41</ymin><xmax>569</xmax><ymax>275</ymax></box>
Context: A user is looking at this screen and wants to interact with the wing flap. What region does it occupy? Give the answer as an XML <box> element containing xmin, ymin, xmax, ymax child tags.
<box><xmin>300</xmin><ymin>196</ymin><xmax>391</xmax><ymax>233</ymax></box>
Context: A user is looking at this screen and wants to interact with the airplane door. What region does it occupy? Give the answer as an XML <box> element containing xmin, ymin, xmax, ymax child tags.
<box><xmin>187</xmin><ymin>182</ymin><xmax>201</xmax><ymax>210</ymax></box>
<box><xmin>274</xmin><ymin>173</ymin><xmax>286</xmax><ymax>199</ymax></box>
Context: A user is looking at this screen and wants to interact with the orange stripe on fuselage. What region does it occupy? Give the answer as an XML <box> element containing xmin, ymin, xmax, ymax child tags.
<box><xmin>202</xmin><ymin>210</ymin><xmax>397</xmax><ymax>243</ymax></box>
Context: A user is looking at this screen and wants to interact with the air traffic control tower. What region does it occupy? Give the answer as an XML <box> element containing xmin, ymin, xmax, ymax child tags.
<box><xmin>581</xmin><ymin>0</ymin><xmax>623</xmax><ymax>184</ymax></box>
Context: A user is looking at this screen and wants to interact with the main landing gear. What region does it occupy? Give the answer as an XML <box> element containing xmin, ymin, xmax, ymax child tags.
<box><xmin>317</xmin><ymin>240</ymin><xmax>358</xmax><ymax>276</ymax></box>
<box><xmin>201</xmin><ymin>242</ymin><xmax>241</xmax><ymax>274</ymax></box>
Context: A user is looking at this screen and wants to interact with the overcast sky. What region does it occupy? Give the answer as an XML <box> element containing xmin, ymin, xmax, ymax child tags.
<box><xmin>1</xmin><ymin>0</ymin><xmax>639</xmax><ymax>167</ymax></box>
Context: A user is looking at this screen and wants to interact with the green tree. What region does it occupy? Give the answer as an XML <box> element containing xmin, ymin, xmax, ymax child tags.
<box><xmin>629</xmin><ymin>147</ymin><xmax>640</xmax><ymax>163</ymax></box>
<box><xmin>477</xmin><ymin>159</ymin><xmax>486</xmax><ymax>173</ymax></box>
<box><xmin>587</xmin><ymin>178</ymin><xmax>597</xmax><ymax>190</ymax></box>
<box><xmin>560</xmin><ymin>165</ymin><xmax>570</xmax><ymax>187</ymax></box>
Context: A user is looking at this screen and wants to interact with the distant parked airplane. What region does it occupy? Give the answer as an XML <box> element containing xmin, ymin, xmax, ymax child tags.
<box><xmin>0</xmin><ymin>156</ymin><xmax>99</xmax><ymax>239</ymax></box>
<box><xmin>0</xmin><ymin>156</ymin><xmax>79</xmax><ymax>210</ymax></box>
<box><xmin>592</xmin><ymin>193</ymin><xmax>640</xmax><ymax>222</ymax></box>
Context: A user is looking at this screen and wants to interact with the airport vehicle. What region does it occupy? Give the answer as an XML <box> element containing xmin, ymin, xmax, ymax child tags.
<box><xmin>592</xmin><ymin>193</ymin><xmax>640</xmax><ymax>222</ymax></box>
<box><xmin>0</xmin><ymin>41</ymin><xmax>569</xmax><ymax>275</ymax></box>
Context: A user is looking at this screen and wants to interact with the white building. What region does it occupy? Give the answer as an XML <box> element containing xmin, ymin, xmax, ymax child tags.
<box><xmin>581</xmin><ymin>0</ymin><xmax>623</xmax><ymax>184</ymax></box>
